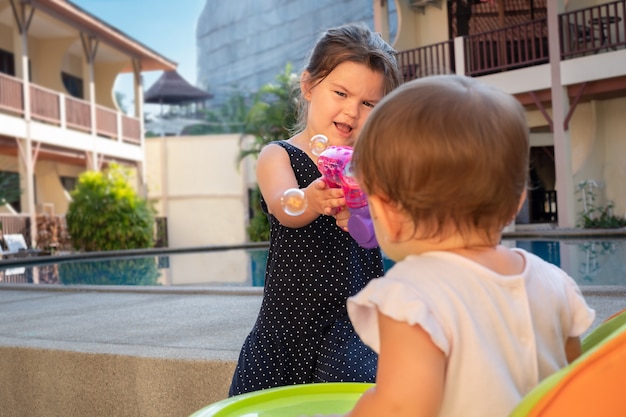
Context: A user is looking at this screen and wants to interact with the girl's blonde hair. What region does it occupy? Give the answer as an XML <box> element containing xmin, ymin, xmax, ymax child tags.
<box><xmin>353</xmin><ymin>75</ymin><xmax>529</xmax><ymax>243</ymax></box>
<box><xmin>293</xmin><ymin>23</ymin><xmax>402</xmax><ymax>133</ymax></box>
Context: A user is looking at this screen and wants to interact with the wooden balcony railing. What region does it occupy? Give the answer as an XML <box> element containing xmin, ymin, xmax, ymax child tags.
<box><xmin>30</xmin><ymin>84</ymin><xmax>61</xmax><ymax>124</ymax></box>
<box><xmin>465</xmin><ymin>18</ymin><xmax>549</xmax><ymax>76</ymax></box>
<box><xmin>560</xmin><ymin>0</ymin><xmax>626</xmax><ymax>59</ymax></box>
<box><xmin>96</xmin><ymin>104</ymin><xmax>117</xmax><ymax>138</ymax></box>
<box><xmin>399</xmin><ymin>0</ymin><xmax>625</xmax><ymax>82</ymax></box>
<box><xmin>0</xmin><ymin>74</ymin><xmax>24</xmax><ymax>115</ymax></box>
<box><xmin>122</xmin><ymin>115</ymin><xmax>141</xmax><ymax>145</ymax></box>
<box><xmin>65</xmin><ymin>95</ymin><xmax>91</xmax><ymax>133</ymax></box>
<box><xmin>0</xmin><ymin>71</ymin><xmax>142</xmax><ymax>145</ymax></box>
<box><xmin>397</xmin><ymin>40</ymin><xmax>455</xmax><ymax>80</ymax></box>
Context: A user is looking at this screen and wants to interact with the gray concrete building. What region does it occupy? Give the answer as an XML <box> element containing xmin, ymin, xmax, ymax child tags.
<box><xmin>196</xmin><ymin>0</ymin><xmax>397</xmax><ymax>106</ymax></box>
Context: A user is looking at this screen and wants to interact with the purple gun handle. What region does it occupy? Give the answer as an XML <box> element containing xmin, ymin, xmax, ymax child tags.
<box><xmin>347</xmin><ymin>205</ymin><xmax>378</xmax><ymax>249</ymax></box>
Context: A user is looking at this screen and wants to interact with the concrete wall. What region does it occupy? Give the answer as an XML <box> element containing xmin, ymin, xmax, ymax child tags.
<box><xmin>0</xmin><ymin>347</ymin><xmax>235</xmax><ymax>417</ymax></box>
<box><xmin>145</xmin><ymin>134</ymin><xmax>255</xmax><ymax>285</ymax></box>
<box><xmin>145</xmin><ymin>134</ymin><xmax>250</xmax><ymax>247</ymax></box>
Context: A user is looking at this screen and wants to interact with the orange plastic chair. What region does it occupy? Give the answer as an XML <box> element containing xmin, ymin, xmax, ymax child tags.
<box><xmin>509</xmin><ymin>317</ymin><xmax>626</xmax><ymax>416</ymax></box>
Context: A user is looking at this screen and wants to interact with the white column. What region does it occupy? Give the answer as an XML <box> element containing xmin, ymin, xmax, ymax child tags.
<box><xmin>548</xmin><ymin>0</ymin><xmax>576</xmax><ymax>228</ymax></box>
<box><xmin>454</xmin><ymin>36</ymin><xmax>466</xmax><ymax>76</ymax></box>
<box><xmin>373</xmin><ymin>0</ymin><xmax>390</xmax><ymax>42</ymax></box>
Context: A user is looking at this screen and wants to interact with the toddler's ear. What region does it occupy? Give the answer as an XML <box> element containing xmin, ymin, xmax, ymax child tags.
<box><xmin>368</xmin><ymin>195</ymin><xmax>405</xmax><ymax>242</ymax></box>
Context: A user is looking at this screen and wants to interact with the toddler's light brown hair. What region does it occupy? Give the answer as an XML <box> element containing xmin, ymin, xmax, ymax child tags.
<box><xmin>353</xmin><ymin>75</ymin><xmax>529</xmax><ymax>244</ymax></box>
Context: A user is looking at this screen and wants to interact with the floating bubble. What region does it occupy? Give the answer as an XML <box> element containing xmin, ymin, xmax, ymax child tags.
<box><xmin>281</xmin><ymin>188</ymin><xmax>307</xmax><ymax>216</ymax></box>
<box><xmin>309</xmin><ymin>134</ymin><xmax>329</xmax><ymax>156</ymax></box>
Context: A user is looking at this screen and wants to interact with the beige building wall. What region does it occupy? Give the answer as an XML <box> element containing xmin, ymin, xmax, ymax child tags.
<box><xmin>601</xmin><ymin>97</ymin><xmax>626</xmax><ymax>216</ymax></box>
<box><xmin>146</xmin><ymin>134</ymin><xmax>253</xmax><ymax>285</ymax></box>
<box><xmin>31</xmin><ymin>36</ymin><xmax>74</xmax><ymax>91</ymax></box>
<box><xmin>35</xmin><ymin>161</ymin><xmax>85</xmax><ymax>215</ymax></box>
<box><xmin>393</xmin><ymin>1</ymin><xmax>449</xmax><ymax>52</ymax></box>
<box><xmin>0</xmin><ymin>24</ymin><xmax>12</xmax><ymax>50</ymax></box>
<box><xmin>518</xmin><ymin>96</ymin><xmax>624</xmax><ymax>219</ymax></box>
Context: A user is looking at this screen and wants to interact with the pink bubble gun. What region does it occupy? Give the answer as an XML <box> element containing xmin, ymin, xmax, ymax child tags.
<box><xmin>317</xmin><ymin>146</ymin><xmax>378</xmax><ymax>249</ymax></box>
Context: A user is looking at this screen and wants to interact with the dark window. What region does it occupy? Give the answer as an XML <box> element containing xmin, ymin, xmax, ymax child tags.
<box><xmin>61</xmin><ymin>72</ymin><xmax>84</xmax><ymax>99</ymax></box>
<box><xmin>60</xmin><ymin>176</ymin><xmax>78</xmax><ymax>192</ymax></box>
<box><xmin>0</xmin><ymin>170</ymin><xmax>21</xmax><ymax>212</ymax></box>
<box><xmin>0</xmin><ymin>49</ymin><xmax>15</xmax><ymax>76</ymax></box>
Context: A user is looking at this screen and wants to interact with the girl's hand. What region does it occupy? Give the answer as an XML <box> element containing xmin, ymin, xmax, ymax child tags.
<box><xmin>334</xmin><ymin>204</ymin><xmax>351</xmax><ymax>232</ymax></box>
<box><xmin>307</xmin><ymin>179</ymin><xmax>346</xmax><ymax>216</ymax></box>
<box><xmin>257</xmin><ymin>143</ymin><xmax>344</xmax><ymax>228</ymax></box>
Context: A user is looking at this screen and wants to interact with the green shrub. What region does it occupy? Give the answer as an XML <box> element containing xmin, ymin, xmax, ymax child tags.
<box><xmin>66</xmin><ymin>164</ymin><xmax>155</xmax><ymax>251</ymax></box>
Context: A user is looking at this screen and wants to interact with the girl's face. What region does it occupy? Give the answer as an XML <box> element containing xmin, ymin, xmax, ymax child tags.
<box><xmin>301</xmin><ymin>61</ymin><xmax>385</xmax><ymax>148</ymax></box>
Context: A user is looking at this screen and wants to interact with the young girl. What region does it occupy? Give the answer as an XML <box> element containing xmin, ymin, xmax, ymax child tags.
<box><xmin>320</xmin><ymin>75</ymin><xmax>596</xmax><ymax>417</ymax></box>
<box><xmin>229</xmin><ymin>23</ymin><xmax>403</xmax><ymax>396</ymax></box>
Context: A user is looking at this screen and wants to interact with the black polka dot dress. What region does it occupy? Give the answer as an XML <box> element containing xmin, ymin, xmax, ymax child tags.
<box><xmin>229</xmin><ymin>141</ymin><xmax>383</xmax><ymax>396</ymax></box>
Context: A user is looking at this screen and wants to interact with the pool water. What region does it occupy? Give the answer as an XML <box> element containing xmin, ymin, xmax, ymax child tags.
<box><xmin>0</xmin><ymin>239</ymin><xmax>624</xmax><ymax>287</ymax></box>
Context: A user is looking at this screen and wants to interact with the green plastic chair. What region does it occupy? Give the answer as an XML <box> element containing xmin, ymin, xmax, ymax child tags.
<box><xmin>189</xmin><ymin>382</ymin><xmax>373</xmax><ymax>417</ymax></box>
<box><xmin>581</xmin><ymin>307</ymin><xmax>626</xmax><ymax>354</ymax></box>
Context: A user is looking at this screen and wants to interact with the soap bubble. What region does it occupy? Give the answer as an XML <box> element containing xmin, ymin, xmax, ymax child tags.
<box><xmin>310</xmin><ymin>134</ymin><xmax>328</xmax><ymax>156</ymax></box>
<box><xmin>281</xmin><ymin>188</ymin><xmax>307</xmax><ymax>216</ymax></box>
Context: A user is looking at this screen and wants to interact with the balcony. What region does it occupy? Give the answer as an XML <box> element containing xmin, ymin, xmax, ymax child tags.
<box><xmin>397</xmin><ymin>1</ymin><xmax>626</xmax><ymax>81</ymax></box>
<box><xmin>0</xmin><ymin>71</ymin><xmax>141</xmax><ymax>146</ymax></box>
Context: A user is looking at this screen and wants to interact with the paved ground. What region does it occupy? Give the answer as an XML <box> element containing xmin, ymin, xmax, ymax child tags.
<box><xmin>0</xmin><ymin>284</ymin><xmax>624</xmax><ymax>358</ymax></box>
<box><xmin>0</xmin><ymin>285</ymin><xmax>263</xmax><ymax>361</ymax></box>
<box><xmin>0</xmin><ymin>282</ymin><xmax>624</xmax><ymax>417</ymax></box>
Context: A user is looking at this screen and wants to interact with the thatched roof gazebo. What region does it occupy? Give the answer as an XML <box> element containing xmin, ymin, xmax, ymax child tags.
<box><xmin>143</xmin><ymin>70</ymin><xmax>213</xmax><ymax>136</ymax></box>
<box><xmin>144</xmin><ymin>70</ymin><xmax>213</xmax><ymax>106</ymax></box>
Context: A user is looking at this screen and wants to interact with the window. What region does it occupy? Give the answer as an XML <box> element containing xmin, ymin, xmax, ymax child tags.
<box><xmin>60</xmin><ymin>176</ymin><xmax>78</xmax><ymax>192</ymax></box>
<box><xmin>0</xmin><ymin>49</ymin><xmax>15</xmax><ymax>76</ymax></box>
<box><xmin>61</xmin><ymin>72</ymin><xmax>84</xmax><ymax>99</ymax></box>
<box><xmin>0</xmin><ymin>170</ymin><xmax>21</xmax><ymax>212</ymax></box>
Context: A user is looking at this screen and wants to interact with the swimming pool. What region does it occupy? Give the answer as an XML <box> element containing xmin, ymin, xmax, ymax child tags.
<box><xmin>0</xmin><ymin>239</ymin><xmax>624</xmax><ymax>287</ymax></box>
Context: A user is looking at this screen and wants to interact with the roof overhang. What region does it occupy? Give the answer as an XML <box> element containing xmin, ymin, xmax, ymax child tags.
<box><xmin>19</xmin><ymin>0</ymin><xmax>177</xmax><ymax>73</ymax></box>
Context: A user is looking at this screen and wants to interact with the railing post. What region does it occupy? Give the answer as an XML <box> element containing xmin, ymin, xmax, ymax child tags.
<box><xmin>117</xmin><ymin>112</ymin><xmax>123</xmax><ymax>142</ymax></box>
<box><xmin>454</xmin><ymin>36</ymin><xmax>466</xmax><ymax>76</ymax></box>
<box><xmin>59</xmin><ymin>93</ymin><xmax>66</xmax><ymax>130</ymax></box>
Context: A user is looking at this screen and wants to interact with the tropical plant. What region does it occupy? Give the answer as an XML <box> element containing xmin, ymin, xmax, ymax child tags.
<box><xmin>66</xmin><ymin>163</ymin><xmax>155</xmax><ymax>251</ymax></box>
<box><xmin>576</xmin><ymin>180</ymin><xmax>626</xmax><ymax>228</ymax></box>
<box><xmin>238</xmin><ymin>63</ymin><xmax>299</xmax><ymax>242</ymax></box>
<box><xmin>239</xmin><ymin>63</ymin><xmax>299</xmax><ymax>162</ymax></box>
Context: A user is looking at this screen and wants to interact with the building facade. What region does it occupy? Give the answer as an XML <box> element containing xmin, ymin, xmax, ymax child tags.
<box><xmin>0</xmin><ymin>0</ymin><xmax>176</xmax><ymax>244</ymax></box>
<box><xmin>376</xmin><ymin>0</ymin><xmax>626</xmax><ymax>229</ymax></box>
<box><xmin>196</xmin><ymin>0</ymin><xmax>398</xmax><ymax>106</ymax></box>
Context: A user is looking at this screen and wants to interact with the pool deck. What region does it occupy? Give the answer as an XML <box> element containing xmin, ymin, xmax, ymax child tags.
<box><xmin>1</xmin><ymin>228</ymin><xmax>625</xmax><ymax>417</ymax></box>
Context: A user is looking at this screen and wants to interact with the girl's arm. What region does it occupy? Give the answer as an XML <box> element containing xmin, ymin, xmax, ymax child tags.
<box><xmin>346</xmin><ymin>311</ymin><xmax>446</xmax><ymax>417</ymax></box>
<box><xmin>257</xmin><ymin>143</ymin><xmax>346</xmax><ymax>229</ymax></box>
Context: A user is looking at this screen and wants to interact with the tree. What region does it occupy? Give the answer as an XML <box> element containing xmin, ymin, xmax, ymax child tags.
<box><xmin>66</xmin><ymin>163</ymin><xmax>155</xmax><ymax>251</ymax></box>
<box><xmin>239</xmin><ymin>63</ymin><xmax>299</xmax><ymax>161</ymax></box>
<box><xmin>238</xmin><ymin>63</ymin><xmax>299</xmax><ymax>242</ymax></box>
<box><xmin>115</xmin><ymin>91</ymin><xmax>128</xmax><ymax>114</ymax></box>
<box><xmin>186</xmin><ymin>89</ymin><xmax>251</xmax><ymax>135</ymax></box>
